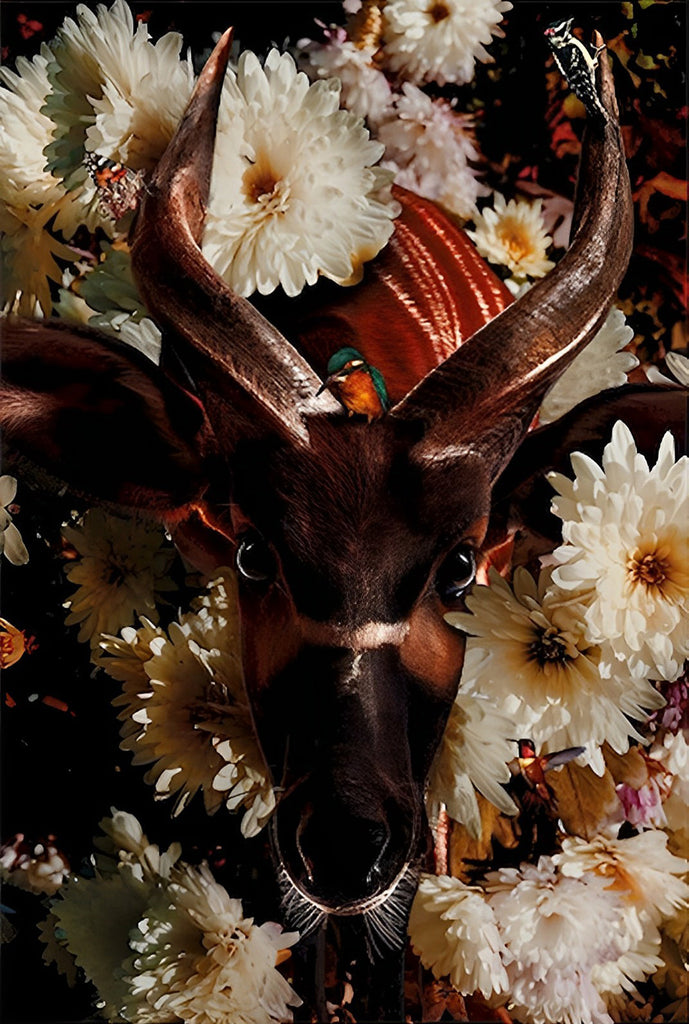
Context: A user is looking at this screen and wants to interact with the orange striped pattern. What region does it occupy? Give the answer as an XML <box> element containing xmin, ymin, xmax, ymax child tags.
<box><xmin>295</xmin><ymin>188</ymin><xmax>513</xmax><ymax>402</ymax></box>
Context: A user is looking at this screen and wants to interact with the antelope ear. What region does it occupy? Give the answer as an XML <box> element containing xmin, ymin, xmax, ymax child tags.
<box><xmin>488</xmin><ymin>384</ymin><xmax>687</xmax><ymax>556</ymax></box>
<box><xmin>1</xmin><ymin>318</ymin><xmax>216</xmax><ymax>518</ymax></box>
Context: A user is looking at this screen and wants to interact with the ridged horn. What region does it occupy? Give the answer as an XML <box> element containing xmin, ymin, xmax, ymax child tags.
<box><xmin>390</xmin><ymin>37</ymin><xmax>633</xmax><ymax>477</ymax></box>
<box><xmin>130</xmin><ymin>29</ymin><xmax>339</xmax><ymax>448</ymax></box>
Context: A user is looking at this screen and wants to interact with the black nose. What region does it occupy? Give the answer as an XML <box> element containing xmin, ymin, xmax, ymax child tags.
<box><xmin>296</xmin><ymin>808</ymin><xmax>392</xmax><ymax>903</ymax></box>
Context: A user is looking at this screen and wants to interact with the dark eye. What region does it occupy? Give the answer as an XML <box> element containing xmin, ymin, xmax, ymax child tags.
<box><xmin>435</xmin><ymin>546</ymin><xmax>476</xmax><ymax>604</ymax></box>
<box><xmin>235</xmin><ymin>532</ymin><xmax>277</xmax><ymax>584</ymax></box>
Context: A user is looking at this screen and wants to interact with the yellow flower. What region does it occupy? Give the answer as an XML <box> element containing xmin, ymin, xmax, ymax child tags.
<box><xmin>467</xmin><ymin>192</ymin><xmax>555</xmax><ymax>280</ymax></box>
<box><xmin>62</xmin><ymin>509</ymin><xmax>176</xmax><ymax>648</ymax></box>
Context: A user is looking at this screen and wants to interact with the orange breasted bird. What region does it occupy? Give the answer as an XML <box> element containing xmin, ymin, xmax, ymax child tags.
<box><xmin>317</xmin><ymin>347</ymin><xmax>390</xmax><ymax>422</ymax></box>
<box><xmin>514</xmin><ymin>738</ymin><xmax>585</xmax><ymax>807</ymax></box>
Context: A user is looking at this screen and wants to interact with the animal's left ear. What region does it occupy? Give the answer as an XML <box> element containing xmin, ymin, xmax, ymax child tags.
<box><xmin>1</xmin><ymin>318</ymin><xmax>217</xmax><ymax>519</ymax></box>
<box><xmin>488</xmin><ymin>384</ymin><xmax>687</xmax><ymax>555</ymax></box>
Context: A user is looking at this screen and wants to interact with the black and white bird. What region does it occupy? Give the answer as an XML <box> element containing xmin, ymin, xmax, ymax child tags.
<box><xmin>544</xmin><ymin>18</ymin><xmax>607</xmax><ymax>125</ymax></box>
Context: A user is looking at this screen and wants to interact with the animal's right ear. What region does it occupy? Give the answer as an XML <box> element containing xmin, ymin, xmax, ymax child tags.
<box><xmin>1</xmin><ymin>318</ymin><xmax>217</xmax><ymax>519</ymax></box>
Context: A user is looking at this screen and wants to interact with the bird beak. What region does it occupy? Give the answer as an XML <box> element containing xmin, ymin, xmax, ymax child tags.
<box><xmin>317</xmin><ymin>373</ymin><xmax>338</xmax><ymax>397</ymax></box>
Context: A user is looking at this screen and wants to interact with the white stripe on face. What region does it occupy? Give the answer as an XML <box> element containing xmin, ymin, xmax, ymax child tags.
<box><xmin>298</xmin><ymin>618</ymin><xmax>410</xmax><ymax>651</ymax></box>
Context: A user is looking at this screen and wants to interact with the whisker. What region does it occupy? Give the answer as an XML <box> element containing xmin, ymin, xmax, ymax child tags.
<box><xmin>276</xmin><ymin>858</ymin><xmax>419</xmax><ymax>958</ymax></box>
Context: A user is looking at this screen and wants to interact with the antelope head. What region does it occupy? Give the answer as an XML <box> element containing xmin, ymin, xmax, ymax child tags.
<box><xmin>2</xmin><ymin>30</ymin><xmax>636</xmax><ymax>942</ymax></box>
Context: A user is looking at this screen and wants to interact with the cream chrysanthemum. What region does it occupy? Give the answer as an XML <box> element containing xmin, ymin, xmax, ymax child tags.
<box><xmin>408</xmin><ymin>873</ymin><xmax>509</xmax><ymax>998</ymax></box>
<box><xmin>550</xmin><ymin>422</ymin><xmax>689</xmax><ymax>683</ymax></box>
<box><xmin>427</xmin><ymin>692</ymin><xmax>517</xmax><ymax>837</ymax></box>
<box><xmin>42</xmin><ymin>0</ymin><xmax>194</xmax><ymax>235</ymax></box>
<box><xmin>381</xmin><ymin>0</ymin><xmax>512</xmax><ymax>86</ymax></box>
<box><xmin>379</xmin><ymin>84</ymin><xmax>486</xmax><ymax>219</ymax></box>
<box><xmin>539</xmin><ymin>308</ymin><xmax>639</xmax><ymax>425</ymax></box>
<box><xmin>447</xmin><ymin>567</ymin><xmax>662</xmax><ymax>774</ymax></box>
<box><xmin>101</xmin><ymin>573</ymin><xmax>274</xmax><ymax>837</ymax></box>
<box><xmin>203</xmin><ymin>48</ymin><xmax>398</xmax><ymax>297</ymax></box>
<box><xmin>62</xmin><ymin>510</ymin><xmax>176</xmax><ymax>648</ymax></box>
<box><xmin>44</xmin><ymin>812</ymin><xmax>297</xmax><ymax>1024</ymax></box>
<box><xmin>555</xmin><ymin>832</ymin><xmax>688</xmax><ymax>1004</ymax></box>
<box><xmin>555</xmin><ymin>832</ymin><xmax>689</xmax><ymax>929</ymax></box>
<box><xmin>0</xmin><ymin>475</ymin><xmax>29</xmax><ymax>565</ymax></box>
<box><xmin>298</xmin><ymin>29</ymin><xmax>393</xmax><ymax>125</ymax></box>
<box><xmin>124</xmin><ymin>861</ymin><xmax>301</xmax><ymax>1024</ymax></box>
<box><xmin>0</xmin><ymin>47</ymin><xmax>78</xmax><ymax>314</ymax></box>
<box><xmin>485</xmin><ymin>857</ymin><xmax>628</xmax><ymax>1024</ymax></box>
<box><xmin>467</xmin><ymin>192</ymin><xmax>555</xmax><ymax>281</ymax></box>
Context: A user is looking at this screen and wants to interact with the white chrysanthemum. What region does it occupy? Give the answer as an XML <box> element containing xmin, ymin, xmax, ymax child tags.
<box><xmin>101</xmin><ymin>573</ymin><xmax>274</xmax><ymax>836</ymax></box>
<box><xmin>549</xmin><ymin>422</ymin><xmax>689</xmax><ymax>683</ymax></box>
<box><xmin>486</xmin><ymin>857</ymin><xmax>627</xmax><ymax>1024</ymax></box>
<box><xmin>42</xmin><ymin>0</ymin><xmax>194</xmax><ymax>235</ymax></box>
<box><xmin>63</xmin><ymin>509</ymin><xmax>176</xmax><ymax>648</ymax></box>
<box><xmin>203</xmin><ymin>48</ymin><xmax>398</xmax><ymax>298</ymax></box>
<box><xmin>446</xmin><ymin>567</ymin><xmax>662</xmax><ymax>775</ymax></box>
<box><xmin>381</xmin><ymin>0</ymin><xmax>512</xmax><ymax>86</ymax></box>
<box><xmin>298</xmin><ymin>30</ymin><xmax>393</xmax><ymax>124</ymax></box>
<box><xmin>427</xmin><ymin>692</ymin><xmax>517</xmax><ymax>837</ymax></box>
<box><xmin>124</xmin><ymin>861</ymin><xmax>301</xmax><ymax>1024</ymax></box>
<box><xmin>0</xmin><ymin>475</ymin><xmax>29</xmax><ymax>565</ymax></box>
<box><xmin>378</xmin><ymin>83</ymin><xmax>486</xmax><ymax>219</ymax></box>
<box><xmin>408</xmin><ymin>873</ymin><xmax>509</xmax><ymax>998</ymax></box>
<box><xmin>555</xmin><ymin>832</ymin><xmax>689</xmax><ymax>929</ymax></box>
<box><xmin>93</xmin><ymin>808</ymin><xmax>181</xmax><ymax>883</ymax></box>
<box><xmin>0</xmin><ymin>47</ymin><xmax>79</xmax><ymax>314</ymax></box>
<box><xmin>467</xmin><ymin>192</ymin><xmax>555</xmax><ymax>280</ymax></box>
<box><xmin>539</xmin><ymin>307</ymin><xmax>639</xmax><ymax>424</ymax></box>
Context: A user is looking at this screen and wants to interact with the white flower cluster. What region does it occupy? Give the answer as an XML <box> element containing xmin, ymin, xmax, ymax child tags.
<box><xmin>441</xmin><ymin>423</ymin><xmax>685</xmax><ymax>785</ymax></box>
<box><xmin>410</xmin><ymin>832</ymin><xmax>688</xmax><ymax>1024</ymax></box>
<box><xmin>299</xmin><ymin>1</ymin><xmax>511</xmax><ymax>222</ymax></box>
<box><xmin>0</xmin><ymin>0</ymin><xmax>398</xmax><ymax>317</ymax></box>
<box><xmin>550</xmin><ymin>422</ymin><xmax>689</xmax><ymax>685</ymax></box>
<box><xmin>423</xmin><ymin>419</ymin><xmax>689</xmax><ymax>1021</ymax></box>
<box><xmin>99</xmin><ymin>571</ymin><xmax>275</xmax><ymax>838</ymax></box>
<box><xmin>203</xmin><ymin>48</ymin><xmax>398</xmax><ymax>298</ymax></box>
<box><xmin>43</xmin><ymin>810</ymin><xmax>301</xmax><ymax>1024</ymax></box>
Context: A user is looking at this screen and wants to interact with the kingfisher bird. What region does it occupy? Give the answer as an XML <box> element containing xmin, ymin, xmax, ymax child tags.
<box><xmin>316</xmin><ymin>347</ymin><xmax>390</xmax><ymax>422</ymax></box>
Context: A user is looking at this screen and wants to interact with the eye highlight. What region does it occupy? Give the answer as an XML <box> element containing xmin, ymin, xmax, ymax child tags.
<box><xmin>235</xmin><ymin>532</ymin><xmax>277</xmax><ymax>585</ymax></box>
<box><xmin>435</xmin><ymin>545</ymin><xmax>476</xmax><ymax>604</ymax></box>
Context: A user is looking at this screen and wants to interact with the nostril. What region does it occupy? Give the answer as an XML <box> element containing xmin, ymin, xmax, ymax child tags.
<box><xmin>365</xmin><ymin>821</ymin><xmax>390</xmax><ymax>866</ymax></box>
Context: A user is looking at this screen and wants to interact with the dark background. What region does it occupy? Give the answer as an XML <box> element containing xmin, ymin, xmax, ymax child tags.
<box><xmin>1</xmin><ymin>2</ymin><xmax>685</xmax><ymax>1021</ymax></box>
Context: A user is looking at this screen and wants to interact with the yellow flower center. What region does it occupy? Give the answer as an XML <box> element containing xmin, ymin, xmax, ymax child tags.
<box><xmin>624</xmin><ymin>531</ymin><xmax>689</xmax><ymax>603</ymax></box>
<box><xmin>528</xmin><ymin>626</ymin><xmax>573</xmax><ymax>667</ymax></box>
<box><xmin>243</xmin><ymin>161</ymin><xmax>290</xmax><ymax>217</ymax></box>
<box><xmin>630</xmin><ymin>548</ymin><xmax>667</xmax><ymax>589</ymax></box>
<box><xmin>627</xmin><ymin>548</ymin><xmax>670</xmax><ymax>591</ymax></box>
<box><xmin>427</xmin><ymin>2</ymin><xmax>451</xmax><ymax>23</ymax></box>
<box><xmin>498</xmin><ymin>221</ymin><xmax>533</xmax><ymax>263</ymax></box>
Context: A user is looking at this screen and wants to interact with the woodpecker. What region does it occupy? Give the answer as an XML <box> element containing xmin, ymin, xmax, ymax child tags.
<box><xmin>544</xmin><ymin>19</ymin><xmax>607</xmax><ymax>125</ymax></box>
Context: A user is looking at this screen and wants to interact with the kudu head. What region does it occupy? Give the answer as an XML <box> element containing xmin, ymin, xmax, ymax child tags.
<box><xmin>2</xmin><ymin>30</ymin><xmax>632</xmax><ymax>941</ymax></box>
